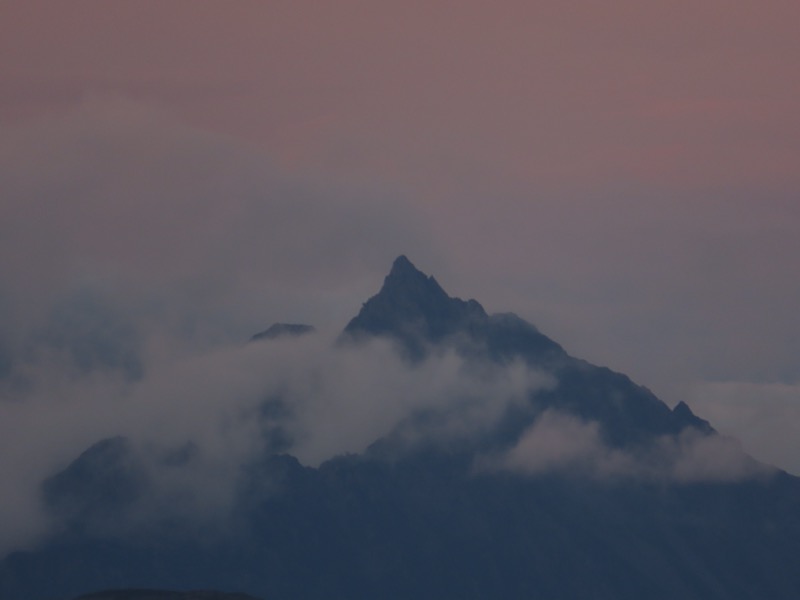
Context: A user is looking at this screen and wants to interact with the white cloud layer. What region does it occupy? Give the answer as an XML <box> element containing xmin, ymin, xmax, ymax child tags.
<box><xmin>687</xmin><ymin>381</ymin><xmax>800</xmax><ymax>476</ymax></box>
<box><xmin>0</xmin><ymin>328</ymin><xmax>551</xmax><ymax>556</ymax></box>
<box><xmin>491</xmin><ymin>409</ymin><xmax>772</xmax><ymax>483</ymax></box>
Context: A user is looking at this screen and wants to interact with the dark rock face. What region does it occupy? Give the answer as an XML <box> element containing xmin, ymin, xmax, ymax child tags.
<box><xmin>343</xmin><ymin>255</ymin><xmax>486</xmax><ymax>356</ymax></box>
<box><xmin>25</xmin><ymin>455</ymin><xmax>800</xmax><ymax>600</ymax></box>
<box><xmin>42</xmin><ymin>437</ymin><xmax>148</xmax><ymax>530</ymax></box>
<box><xmin>344</xmin><ymin>255</ymin><xmax>565</xmax><ymax>365</ymax></box>
<box><xmin>3</xmin><ymin>256</ymin><xmax>800</xmax><ymax>600</ymax></box>
<box><xmin>672</xmin><ymin>400</ymin><xmax>715</xmax><ymax>434</ymax></box>
<box><xmin>250</xmin><ymin>323</ymin><xmax>315</xmax><ymax>342</ymax></box>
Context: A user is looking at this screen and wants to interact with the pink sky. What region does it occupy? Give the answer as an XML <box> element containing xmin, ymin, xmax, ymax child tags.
<box><xmin>3</xmin><ymin>2</ymin><xmax>798</xmax><ymax>186</ymax></box>
<box><xmin>2</xmin><ymin>2</ymin><xmax>800</xmax><ymax>472</ymax></box>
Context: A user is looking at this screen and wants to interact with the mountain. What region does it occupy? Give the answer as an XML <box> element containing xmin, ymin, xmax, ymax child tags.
<box><xmin>2</xmin><ymin>256</ymin><xmax>800</xmax><ymax>600</ymax></box>
<box><xmin>347</xmin><ymin>255</ymin><xmax>710</xmax><ymax>451</ymax></box>
<box><xmin>343</xmin><ymin>255</ymin><xmax>565</xmax><ymax>365</ymax></box>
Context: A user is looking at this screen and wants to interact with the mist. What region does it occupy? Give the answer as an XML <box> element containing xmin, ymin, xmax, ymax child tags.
<box><xmin>1</xmin><ymin>96</ymin><xmax>796</xmax><ymax>561</ymax></box>
<box><xmin>0</xmin><ymin>98</ymin><xmax>435</xmax><ymax>555</ymax></box>
<box><xmin>493</xmin><ymin>409</ymin><xmax>772</xmax><ymax>483</ymax></box>
<box><xmin>0</xmin><ymin>98</ymin><xmax>432</xmax><ymax>355</ymax></box>
<box><xmin>0</xmin><ymin>316</ymin><xmax>556</xmax><ymax>557</ymax></box>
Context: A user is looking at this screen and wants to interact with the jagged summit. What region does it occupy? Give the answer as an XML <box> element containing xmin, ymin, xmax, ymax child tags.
<box><xmin>367</xmin><ymin>255</ymin><xmax>477</xmax><ymax>320</ymax></box>
<box><xmin>381</xmin><ymin>255</ymin><xmax>448</xmax><ymax>297</ymax></box>
<box><xmin>672</xmin><ymin>400</ymin><xmax>715</xmax><ymax>435</ymax></box>
<box><xmin>387</xmin><ymin>254</ymin><xmax>425</xmax><ymax>279</ymax></box>
<box><xmin>343</xmin><ymin>256</ymin><xmax>487</xmax><ymax>356</ymax></box>
<box><xmin>343</xmin><ymin>256</ymin><xmax>565</xmax><ymax>364</ymax></box>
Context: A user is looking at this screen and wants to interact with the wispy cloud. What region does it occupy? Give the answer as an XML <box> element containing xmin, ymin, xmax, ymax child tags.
<box><xmin>687</xmin><ymin>381</ymin><xmax>800</xmax><ymax>476</ymax></box>
<box><xmin>489</xmin><ymin>409</ymin><xmax>772</xmax><ymax>483</ymax></box>
<box><xmin>0</xmin><ymin>323</ymin><xmax>552</xmax><ymax>555</ymax></box>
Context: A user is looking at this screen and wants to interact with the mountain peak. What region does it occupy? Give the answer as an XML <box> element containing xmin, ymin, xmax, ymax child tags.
<box><xmin>379</xmin><ymin>255</ymin><xmax>450</xmax><ymax>304</ymax></box>
<box><xmin>672</xmin><ymin>400</ymin><xmax>715</xmax><ymax>435</ymax></box>
<box><xmin>342</xmin><ymin>256</ymin><xmax>568</xmax><ymax>365</ymax></box>
<box><xmin>343</xmin><ymin>256</ymin><xmax>487</xmax><ymax>356</ymax></box>
<box><xmin>389</xmin><ymin>254</ymin><xmax>416</xmax><ymax>274</ymax></box>
<box><xmin>385</xmin><ymin>254</ymin><xmax>437</xmax><ymax>286</ymax></box>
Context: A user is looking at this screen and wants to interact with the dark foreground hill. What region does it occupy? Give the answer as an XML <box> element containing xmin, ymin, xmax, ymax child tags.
<box><xmin>3</xmin><ymin>256</ymin><xmax>800</xmax><ymax>600</ymax></box>
<box><xmin>73</xmin><ymin>591</ymin><xmax>261</xmax><ymax>600</ymax></box>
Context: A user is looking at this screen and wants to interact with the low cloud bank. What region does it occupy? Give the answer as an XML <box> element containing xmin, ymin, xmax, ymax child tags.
<box><xmin>492</xmin><ymin>409</ymin><xmax>772</xmax><ymax>483</ymax></box>
<box><xmin>0</xmin><ymin>328</ymin><xmax>551</xmax><ymax>556</ymax></box>
<box><xmin>687</xmin><ymin>381</ymin><xmax>800</xmax><ymax>477</ymax></box>
<box><xmin>0</xmin><ymin>314</ymin><xmax>777</xmax><ymax>558</ymax></box>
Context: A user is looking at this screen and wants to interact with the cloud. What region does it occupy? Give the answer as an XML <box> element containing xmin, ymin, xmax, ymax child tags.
<box><xmin>0</xmin><ymin>96</ymin><xmax>544</xmax><ymax>557</ymax></box>
<box><xmin>0</xmin><ymin>93</ymin><xmax>795</xmax><ymax>562</ymax></box>
<box><xmin>0</xmin><ymin>324</ymin><xmax>552</xmax><ymax>556</ymax></box>
<box><xmin>281</xmin><ymin>338</ymin><xmax>553</xmax><ymax>464</ymax></box>
<box><xmin>3</xmin><ymin>0</ymin><xmax>800</xmax><ymax>496</ymax></box>
<box><xmin>686</xmin><ymin>381</ymin><xmax>800</xmax><ymax>476</ymax></box>
<box><xmin>0</xmin><ymin>96</ymin><xmax>444</xmax><ymax>555</ymax></box>
<box><xmin>494</xmin><ymin>410</ymin><xmax>636</xmax><ymax>478</ymax></box>
<box><xmin>658</xmin><ymin>428</ymin><xmax>770</xmax><ymax>483</ymax></box>
<box><xmin>490</xmin><ymin>409</ymin><xmax>772</xmax><ymax>483</ymax></box>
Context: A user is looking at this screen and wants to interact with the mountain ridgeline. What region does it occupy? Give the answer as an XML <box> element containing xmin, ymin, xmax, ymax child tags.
<box><xmin>344</xmin><ymin>255</ymin><xmax>565</xmax><ymax>364</ymax></box>
<box><xmin>343</xmin><ymin>255</ymin><xmax>710</xmax><ymax>449</ymax></box>
<box><xmin>3</xmin><ymin>256</ymin><xmax>800</xmax><ymax>600</ymax></box>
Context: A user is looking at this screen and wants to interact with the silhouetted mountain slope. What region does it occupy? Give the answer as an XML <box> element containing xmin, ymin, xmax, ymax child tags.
<box><xmin>11</xmin><ymin>449</ymin><xmax>800</xmax><ymax>600</ymax></box>
<box><xmin>344</xmin><ymin>255</ymin><xmax>565</xmax><ymax>365</ymax></box>
<box><xmin>42</xmin><ymin>437</ymin><xmax>147</xmax><ymax>531</ymax></box>
<box><xmin>539</xmin><ymin>361</ymin><xmax>709</xmax><ymax>447</ymax></box>
<box><xmin>347</xmin><ymin>256</ymin><xmax>710</xmax><ymax>452</ymax></box>
<box><xmin>2</xmin><ymin>256</ymin><xmax>799</xmax><ymax>600</ymax></box>
<box><xmin>73</xmin><ymin>591</ymin><xmax>261</xmax><ymax>600</ymax></box>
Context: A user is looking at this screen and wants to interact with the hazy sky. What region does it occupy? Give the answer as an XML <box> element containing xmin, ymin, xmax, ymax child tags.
<box><xmin>1</xmin><ymin>2</ymin><xmax>799</xmax><ymax>480</ymax></box>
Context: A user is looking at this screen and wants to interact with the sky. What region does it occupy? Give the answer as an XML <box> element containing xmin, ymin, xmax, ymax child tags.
<box><xmin>1</xmin><ymin>1</ymin><xmax>800</xmax><ymax>541</ymax></box>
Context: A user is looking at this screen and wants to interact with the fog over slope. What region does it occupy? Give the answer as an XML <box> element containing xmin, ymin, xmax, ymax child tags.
<box><xmin>0</xmin><ymin>254</ymin><xmax>773</xmax><ymax>558</ymax></box>
<box><xmin>1</xmin><ymin>102</ymin><xmax>798</xmax><ymax>561</ymax></box>
<box><xmin>3</xmin><ymin>7</ymin><xmax>800</xmax><ymax>598</ymax></box>
<box><xmin>3</xmin><ymin>99</ymin><xmax>800</xmax><ymax>484</ymax></box>
<box><xmin>1</xmin><ymin>254</ymin><xmax>798</xmax><ymax>600</ymax></box>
